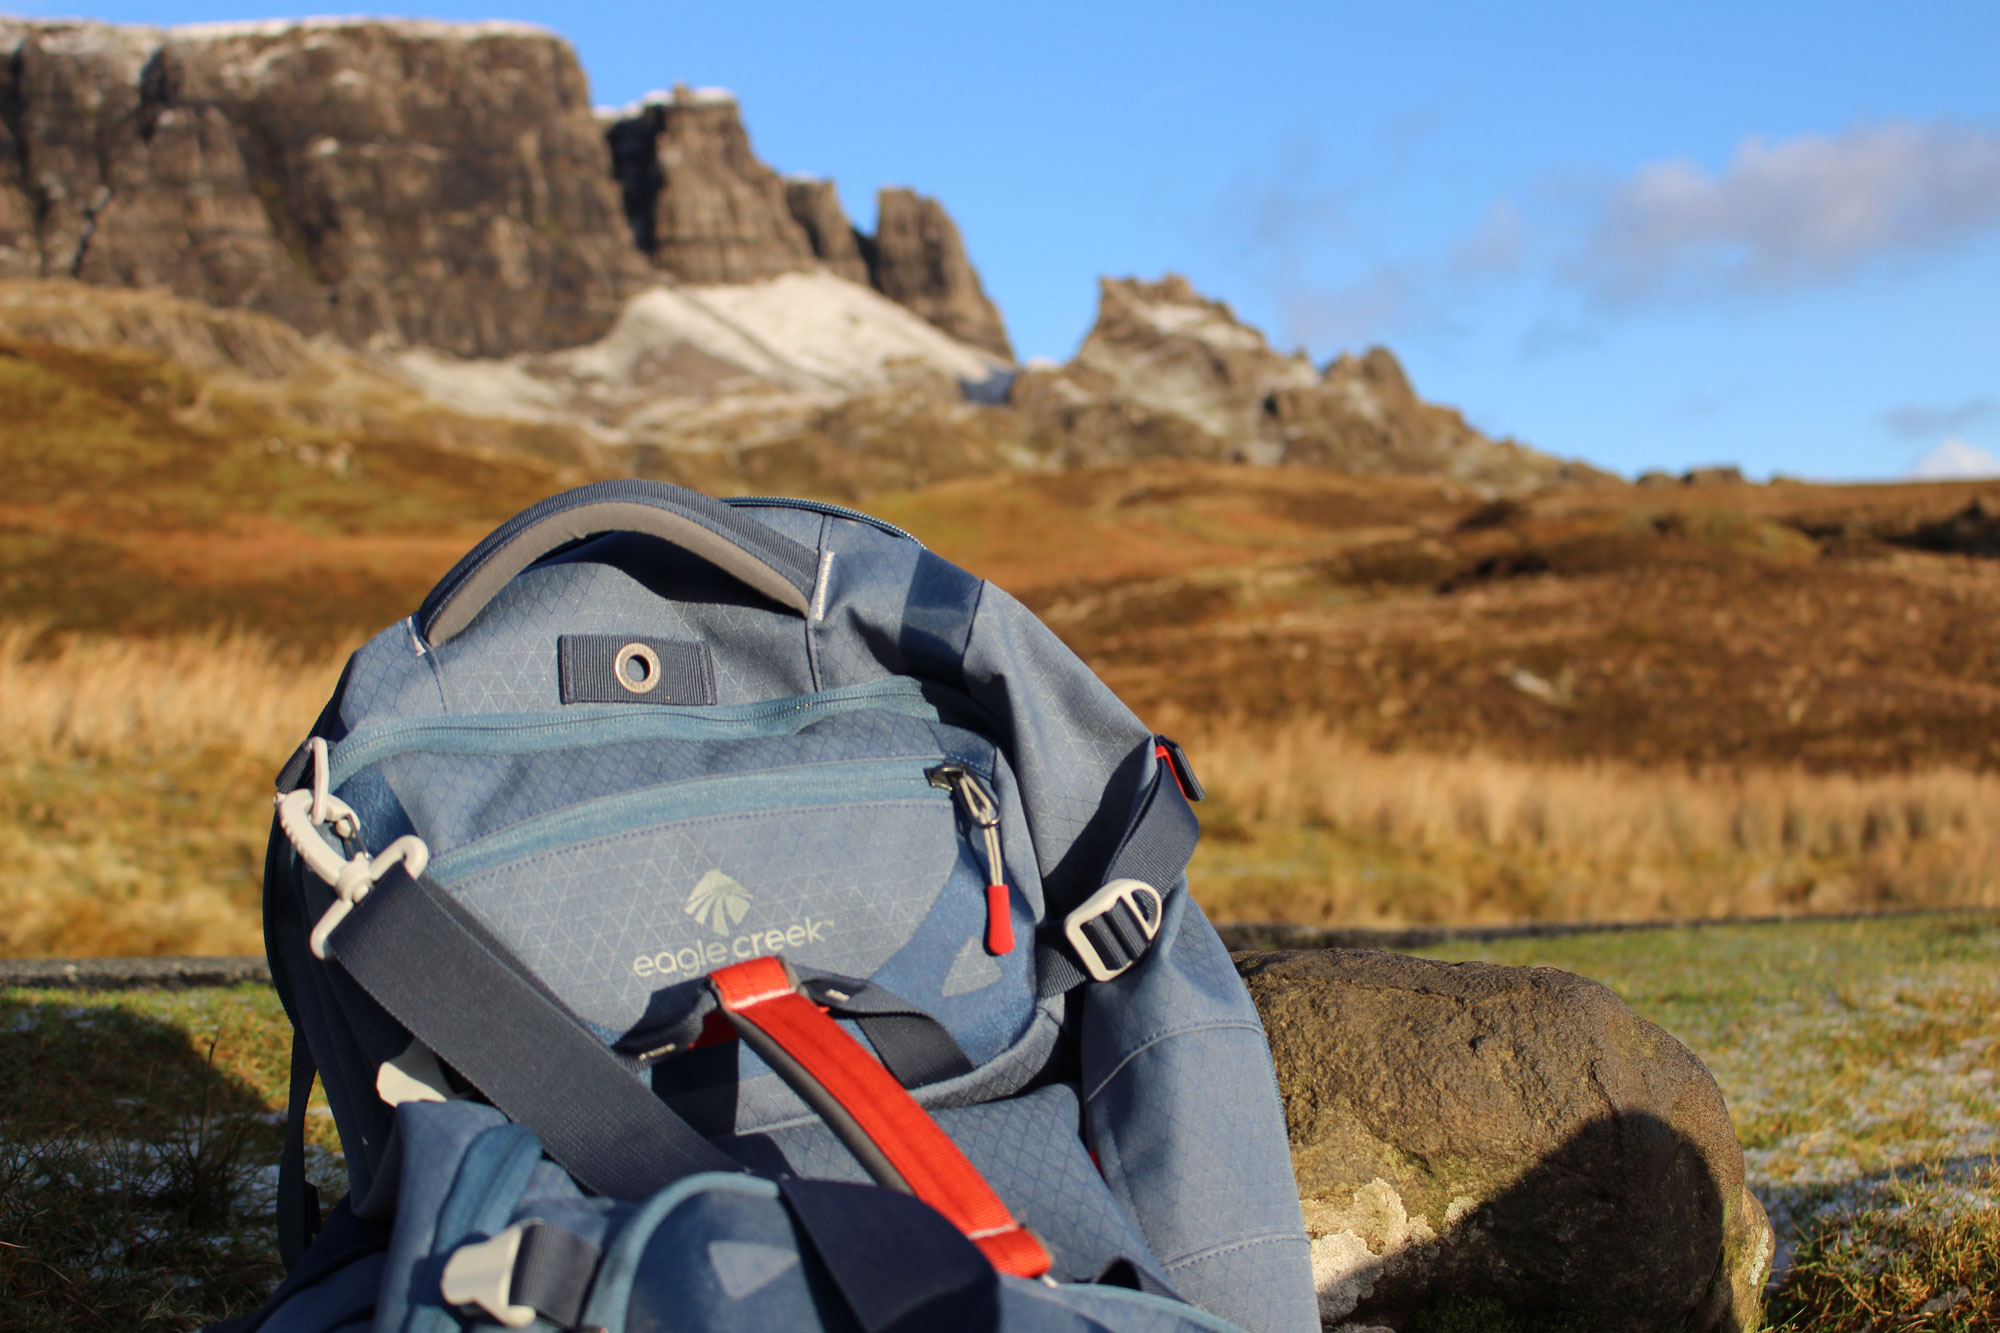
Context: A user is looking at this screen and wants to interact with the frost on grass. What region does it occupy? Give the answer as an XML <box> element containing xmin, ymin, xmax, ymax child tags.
<box><xmin>0</xmin><ymin>1115</ymin><xmax>338</xmax><ymax>1330</ymax></box>
<box><xmin>1427</xmin><ymin>915</ymin><xmax>2000</xmax><ymax>1309</ymax></box>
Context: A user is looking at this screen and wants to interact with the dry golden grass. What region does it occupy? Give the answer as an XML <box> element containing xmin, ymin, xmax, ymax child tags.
<box><xmin>0</xmin><ymin>624</ymin><xmax>345</xmax><ymax>762</ymax></box>
<box><xmin>6</xmin><ymin>622</ymin><xmax>1999</xmax><ymax>955</ymax></box>
<box><xmin>0</xmin><ymin>625</ymin><xmax>348</xmax><ymax>957</ymax></box>
<box><xmin>1175</xmin><ymin>715</ymin><xmax>2000</xmax><ymax>926</ymax></box>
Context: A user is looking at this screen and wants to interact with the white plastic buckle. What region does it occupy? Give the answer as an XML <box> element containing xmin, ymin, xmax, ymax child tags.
<box><xmin>1063</xmin><ymin>878</ymin><xmax>1164</xmax><ymax>983</ymax></box>
<box><xmin>440</xmin><ymin>1224</ymin><xmax>537</xmax><ymax>1328</ymax></box>
<box><xmin>376</xmin><ymin>1039</ymin><xmax>453</xmax><ymax>1107</ymax></box>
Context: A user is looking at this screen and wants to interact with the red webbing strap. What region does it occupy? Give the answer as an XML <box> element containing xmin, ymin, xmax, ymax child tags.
<box><xmin>709</xmin><ymin>957</ymin><xmax>1051</xmax><ymax>1279</ymax></box>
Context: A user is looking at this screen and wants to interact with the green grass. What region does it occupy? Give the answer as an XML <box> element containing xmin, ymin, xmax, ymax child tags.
<box><xmin>0</xmin><ymin>985</ymin><xmax>340</xmax><ymax>1331</ymax></box>
<box><xmin>2</xmin><ymin>920</ymin><xmax>1995</xmax><ymax>1329</ymax></box>
<box><xmin>1417</xmin><ymin>915</ymin><xmax>2000</xmax><ymax>1331</ymax></box>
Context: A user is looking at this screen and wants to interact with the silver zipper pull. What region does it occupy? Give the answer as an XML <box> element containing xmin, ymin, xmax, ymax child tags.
<box><xmin>928</xmin><ymin>764</ymin><xmax>1014</xmax><ymax>954</ymax></box>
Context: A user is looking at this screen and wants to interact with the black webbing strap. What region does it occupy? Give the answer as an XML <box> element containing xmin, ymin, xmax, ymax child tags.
<box><xmin>508</xmin><ymin>1222</ymin><xmax>602</xmax><ymax>1329</ymax></box>
<box><xmin>326</xmin><ymin>868</ymin><xmax>743</xmax><ymax>1200</ymax></box>
<box><xmin>276</xmin><ymin>1034</ymin><xmax>323</xmax><ymax>1271</ymax></box>
<box><xmin>799</xmin><ymin>975</ymin><xmax>975</xmax><ymax>1088</ymax></box>
<box><xmin>1037</xmin><ymin>739</ymin><xmax>1202</xmax><ymax>997</ymax></box>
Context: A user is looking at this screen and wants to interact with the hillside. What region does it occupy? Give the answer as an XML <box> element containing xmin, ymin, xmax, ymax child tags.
<box><xmin>4</xmin><ymin>280</ymin><xmax>1997</xmax><ymax>772</ymax></box>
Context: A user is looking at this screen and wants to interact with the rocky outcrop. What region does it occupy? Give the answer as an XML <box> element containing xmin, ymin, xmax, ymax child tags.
<box><xmin>783</xmin><ymin>176</ymin><xmax>869</xmax><ymax>285</ymax></box>
<box><xmin>1</xmin><ymin>20</ymin><xmax>1011</xmax><ymax>360</ymax></box>
<box><xmin>0</xmin><ymin>18</ymin><xmax>649</xmax><ymax>358</ymax></box>
<box><xmin>1014</xmin><ymin>275</ymin><xmax>1602</xmax><ymax>492</ymax></box>
<box><xmin>608</xmin><ymin>86</ymin><xmax>818</xmax><ymax>285</ymax></box>
<box><xmin>1239</xmin><ymin>948</ymin><xmax>1770</xmax><ymax>1332</ymax></box>
<box><xmin>862</xmin><ymin>187</ymin><xmax>1013</xmax><ymax>360</ymax></box>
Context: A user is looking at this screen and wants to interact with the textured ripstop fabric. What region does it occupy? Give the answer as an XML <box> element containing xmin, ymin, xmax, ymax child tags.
<box><xmin>1081</xmin><ymin>892</ymin><xmax>1317</xmax><ymax>1333</ymax></box>
<box><xmin>268</xmin><ymin>1099</ymin><xmax>1254</xmax><ymax>1333</ymax></box>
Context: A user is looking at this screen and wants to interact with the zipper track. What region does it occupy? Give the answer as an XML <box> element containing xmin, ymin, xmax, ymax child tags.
<box><xmin>722</xmin><ymin>495</ymin><xmax>923</xmax><ymax>546</ymax></box>
<box><xmin>428</xmin><ymin>758</ymin><xmax>959</xmax><ymax>885</ymax></box>
<box><xmin>327</xmin><ymin>678</ymin><xmax>941</xmax><ymax>788</ymax></box>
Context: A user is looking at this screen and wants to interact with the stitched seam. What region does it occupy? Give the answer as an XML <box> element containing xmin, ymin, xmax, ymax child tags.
<box><xmin>1080</xmin><ymin>1019</ymin><xmax>1266</xmax><ymax>1103</ymax></box>
<box><xmin>1161</xmin><ymin>1230</ymin><xmax>1302</xmax><ymax>1271</ymax></box>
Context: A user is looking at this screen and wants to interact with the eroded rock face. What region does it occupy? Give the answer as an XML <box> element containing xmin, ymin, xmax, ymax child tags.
<box><xmin>610</xmin><ymin>87</ymin><xmax>818</xmax><ymax>285</ymax></box>
<box><xmin>1238</xmin><ymin>948</ymin><xmax>1771</xmax><ymax>1332</ymax></box>
<box><xmin>1020</xmin><ymin>275</ymin><xmax>1603</xmax><ymax>492</ymax></box>
<box><xmin>784</xmin><ymin>176</ymin><xmax>869</xmax><ymax>286</ymax></box>
<box><xmin>1</xmin><ymin>20</ymin><xmax>1012</xmax><ymax>361</ymax></box>
<box><xmin>863</xmin><ymin>187</ymin><xmax>1013</xmax><ymax>360</ymax></box>
<box><xmin>1</xmin><ymin>19</ymin><xmax>648</xmax><ymax>357</ymax></box>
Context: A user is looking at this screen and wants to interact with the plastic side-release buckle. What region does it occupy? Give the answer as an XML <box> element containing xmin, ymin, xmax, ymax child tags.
<box><xmin>440</xmin><ymin>1224</ymin><xmax>536</xmax><ymax>1328</ymax></box>
<box><xmin>441</xmin><ymin>1220</ymin><xmax>601</xmax><ymax>1330</ymax></box>
<box><xmin>1063</xmin><ymin>878</ymin><xmax>1165</xmax><ymax>983</ymax></box>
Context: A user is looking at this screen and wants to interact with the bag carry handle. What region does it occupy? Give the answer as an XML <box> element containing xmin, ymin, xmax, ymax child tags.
<box><xmin>418</xmin><ymin>481</ymin><xmax>820</xmax><ymax>647</ymax></box>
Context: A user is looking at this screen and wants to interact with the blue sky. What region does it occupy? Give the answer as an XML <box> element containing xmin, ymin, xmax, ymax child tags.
<box><xmin>12</xmin><ymin>2</ymin><xmax>2000</xmax><ymax>480</ymax></box>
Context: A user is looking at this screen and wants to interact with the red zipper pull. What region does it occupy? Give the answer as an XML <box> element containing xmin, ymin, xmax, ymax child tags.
<box><xmin>930</xmin><ymin>764</ymin><xmax>1014</xmax><ymax>955</ymax></box>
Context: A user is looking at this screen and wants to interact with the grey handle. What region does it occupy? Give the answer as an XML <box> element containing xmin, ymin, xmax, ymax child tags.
<box><xmin>417</xmin><ymin>482</ymin><xmax>819</xmax><ymax>647</ymax></box>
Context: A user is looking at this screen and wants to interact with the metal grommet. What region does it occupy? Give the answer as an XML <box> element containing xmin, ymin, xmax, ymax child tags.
<box><xmin>612</xmin><ymin>641</ymin><xmax>662</xmax><ymax>696</ymax></box>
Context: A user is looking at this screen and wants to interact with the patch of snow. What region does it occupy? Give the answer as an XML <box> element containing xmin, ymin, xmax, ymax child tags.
<box><xmin>170</xmin><ymin>16</ymin><xmax>556</xmax><ymax>41</ymax></box>
<box><xmin>1131</xmin><ymin>297</ymin><xmax>1268</xmax><ymax>352</ymax></box>
<box><xmin>1906</xmin><ymin>437</ymin><xmax>2000</xmax><ymax>480</ymax></box>
<box><xmin>597</xmin><ymin>87</ymin><xmax>678</xmax><ymax>120</ymax></box>
<box><xmin>388</xmin><ymin>272</ymin><xmax>1008</xmax><ymax>433</ymax></box>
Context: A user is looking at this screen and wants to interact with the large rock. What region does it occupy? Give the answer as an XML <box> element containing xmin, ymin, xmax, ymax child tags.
<box><xmin>863</xmin><ymin>186</ymin><xmax>1013</xmax><ymax>360</ymax></box>
<box><xmin>1237</xmin><ymin>948</ymin><xmax>1771</xmax><ymax>1332</ymax></box>
<box><xmin>608</xmin><ymin>86</ymin><xmax>819</xmax><ymax>285</ymax></box>
<box><xmin>784</xmin><ymin>176</ymin><xmax>870</xmax><ymax>286</ymax></box>
<box><xmin>1015</xmin><ymin>274</ymin><xmax>1602</xmax><ymax>492</ymax></box>
<box><xmin>2</xmin><ymin>19</ymin><xmax>1012</xmax><ymax>362</ymax></box>
<box><xmin>1</xmin><ymin>18</ymin><xmax>649</xmax><ymax>358</ymax></box>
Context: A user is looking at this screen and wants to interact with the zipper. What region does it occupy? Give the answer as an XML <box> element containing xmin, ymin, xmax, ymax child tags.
<box><xmin>428</xmin><ymin>758</ymin><xmax>955</xmax><ymax>885</ymax></box>
<box><xmin>327</xmin><ymin>677</ymin><xmax>942</xmax><ymax>789</ymax></box>
<box><xmin>928</xmin><ymin>763</ymin><xmax>1014</xmax><ymax>955</ymax></box>
<box><xmin>722</xmin><ymin>495</ymin><xmax>923</xmax><ymax>547</ymax></box>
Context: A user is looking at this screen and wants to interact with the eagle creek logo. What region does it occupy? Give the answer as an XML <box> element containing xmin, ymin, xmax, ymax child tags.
<box><xmin>684</xmin><ymin>869</ymin><xmax>752</xmax><ymax>936</ymax></box>
<box><xmin>631</xmin><ymin>869</ymin><xmax>835</xmax><ymax>980</ymax></box>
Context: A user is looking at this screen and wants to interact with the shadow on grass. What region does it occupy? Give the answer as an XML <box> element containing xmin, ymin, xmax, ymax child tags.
<box><xmin>1332</xmin><ymin>1111</ymin><xmax>1751</xmax><ymax>1333</ymax></box>
<box><xmin>0</xmin><ymin>995</ymin><xmax>286</xmax><ymax>1332</ymax></box>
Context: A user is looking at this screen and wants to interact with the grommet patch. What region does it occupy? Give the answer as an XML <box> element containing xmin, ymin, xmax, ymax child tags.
<box><xmin>612</xmin><ymin>641</ymin><xmax>663</xmax><ymax>695</ymax></box>
<box><xmin>558</xmin><ymin>635</ymin><xmax>716</xmax><ymax>705</ymax></box>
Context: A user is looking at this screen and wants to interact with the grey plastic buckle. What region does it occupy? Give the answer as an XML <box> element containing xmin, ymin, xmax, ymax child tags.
<box><xmin>1063</xmin><ymin>878</ymin><xmax>1165</xmax><ymax>982</ymax></box>
<box><xmin>440</xmin><ymin>1224</ymin><xmax>536</xmax><ymax>1328</ymax></box>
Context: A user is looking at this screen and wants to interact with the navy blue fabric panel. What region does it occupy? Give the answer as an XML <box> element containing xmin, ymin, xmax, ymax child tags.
<box><xmin>898</xmin><ymin>549</ymin><xmax>981</xmax><ymax>692</ymax></box>
<box><xmin>779</xmin><ymin>1178</ymin><xmax>999</xmax><ymax>1333</ymax></box>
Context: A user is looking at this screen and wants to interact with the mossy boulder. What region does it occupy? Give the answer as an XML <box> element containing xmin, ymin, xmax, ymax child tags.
<box><xmin>1238</xmin><ymin>948</ymin><xmax>1771</xmax><ymax>1332</ymax></box>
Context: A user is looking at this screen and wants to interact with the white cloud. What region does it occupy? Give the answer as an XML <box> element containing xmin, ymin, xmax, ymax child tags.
<box><xmin>1568</xmin><ymin>120</ymin><xmax>2000</xmax><ymax>303</ymax></box>
<box><xmin>1906</xmin><ymin>438</ymin><xmax>2000</xmax><ymax>480</ymax></box>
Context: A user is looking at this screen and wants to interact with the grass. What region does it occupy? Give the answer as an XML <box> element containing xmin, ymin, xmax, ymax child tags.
<box><xmin>2</xmin><ymin>916</ymin><xmax>1993</xmax><ymax>1328</ymax></box>
<box><xmin>1176</xmin><ymin>717</ymin><xmax>2000</xmax><ymax>927</ymax></box>
<box><xmin>0</xmin><ymin>626</ymin><xmax>346</xmax><ymax>956</ymax></box>
<box><xmin>0</xmin><ymin>985</ymin><xmax>340</xmax><ymax>1331</ymax></box>
<box><xmin>6</xmin><ymin>624</ymin><xmax>2000</xmax><ymax>956</ymax></box>
<box><xmin>1417</xmin><ymin>916</ymin><xmax>2000</xmax><ymax>1333</ymax></box>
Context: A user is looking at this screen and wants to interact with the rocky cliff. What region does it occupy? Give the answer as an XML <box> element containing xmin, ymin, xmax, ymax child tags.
<box><xmin>0</xmin><ymin>20</ymin><xmax>1010</xmax><ymax>358</ymax></box>
<box><xmin>1013</xmin><ymin>276</ymin><xmax>1601</xmax><ymax>490</ymax></box>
